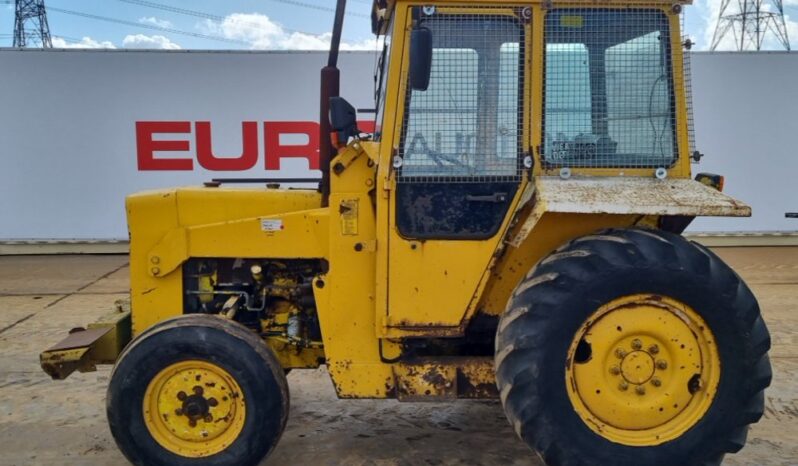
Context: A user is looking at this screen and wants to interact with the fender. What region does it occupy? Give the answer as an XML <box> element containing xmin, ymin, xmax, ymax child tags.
<box><xmin>510</xmin><ymin>176</ymin><xmax>750</xmax><ymax>247</ymax></box>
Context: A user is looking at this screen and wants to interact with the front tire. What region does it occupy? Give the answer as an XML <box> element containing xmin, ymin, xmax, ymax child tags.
<box><xmin>107</xmin><ymin>314</ymin><xmax>289</xmax><ymax>466</ymax></box>
<box><xmin>495</xmin><ymin>228</ymin><xmax>771</xmax><ymax>466</ymax></box>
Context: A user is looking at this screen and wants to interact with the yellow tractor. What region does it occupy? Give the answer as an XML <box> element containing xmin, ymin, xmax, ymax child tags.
<box><xmin>40</xmin><ymin>1</ymin><xmax>771</xmax><ymax>465</ymax></box>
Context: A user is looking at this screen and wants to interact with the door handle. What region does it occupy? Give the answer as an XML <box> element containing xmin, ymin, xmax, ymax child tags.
<box><xmin>465</xmin><ymin>193</ymin><xmax>509</xmax><ymax>203</ymax></box>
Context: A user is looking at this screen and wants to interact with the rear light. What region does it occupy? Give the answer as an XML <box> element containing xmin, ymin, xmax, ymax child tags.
<box><xmin>695</xmin><ymin>173</ymin><xmax>724</xmax><ymax>192</ymax></box>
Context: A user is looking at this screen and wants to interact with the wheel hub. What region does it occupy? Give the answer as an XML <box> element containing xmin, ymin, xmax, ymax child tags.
<box><xmin>565</xmin><ymin>295</ymin><xmax>720</xmax><ymax>446</ymax></box>
<box><xmin>143</xmin><ymin>360</ymin><xmax>246</xmax><ymax>458</ymax></box>
<box><xmin>619</xmin><ymin>350</ymin><xmax>655</xmax><ymax>385</ymax></box>
<box><xmin>175</xmin><ymin>385</ymin><xmax>220</xmax><ymax>426</ymax></box>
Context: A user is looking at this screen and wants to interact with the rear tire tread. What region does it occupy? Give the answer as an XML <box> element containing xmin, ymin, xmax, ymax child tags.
<box><xmin>495</xmin><ymin>228</ymin><xmax>771</xmax><ymax>466</ymax></box>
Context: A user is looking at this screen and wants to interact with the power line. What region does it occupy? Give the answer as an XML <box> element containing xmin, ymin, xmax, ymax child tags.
<box><xmin>114</xmin><ymin>0</ymin><xmax>325</xmax><ymax>37</ymax></box>
<box><xmin>0</xmin><ymin>33</ymin><xmax>85</xmax><ymax>43</ymax></box>
<box><xmin>117</xmin><ymin>0</ymin><xmax>224</xmax><ymax>22</ymax></box>
<box><xmin>53</xmin><ymin>34</ymin><xmax>101</xmax><ymax>44</ymax></box>
<box><xmin>113</xmin><ymin>0</ymin><xmax>372</xmax><ymax>41</ymax></box>
<box><xmin>266</xmin><ymin>0</ymin><xmax>369</xmax><ymax>18</ymax></box>
<box><xmin>118</xmin><ymin>0</ymin><xmax>369</xmax><ymax>20</ymax></box>
<box><xmin>8</xmin><ymin>1</ymin><xmax>377</xmax><ymax>49</ymax></box>
<box><xmin>47</xmin><ymin>6</ymin><xmax>249</xmax><ymax>45</ymax></box>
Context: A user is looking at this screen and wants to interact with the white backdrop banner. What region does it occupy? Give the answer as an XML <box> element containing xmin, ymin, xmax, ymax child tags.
<box><xmin>0</xmin><ymin>49</ymin><xmax>795</xmax><ymax>240</ymax></box>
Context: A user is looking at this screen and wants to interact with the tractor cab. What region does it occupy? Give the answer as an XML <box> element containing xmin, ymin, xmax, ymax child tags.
<box><xmin>364</xmin><ymin>1</ymin><xmax>689</xmax><ymax>181</ymax></box>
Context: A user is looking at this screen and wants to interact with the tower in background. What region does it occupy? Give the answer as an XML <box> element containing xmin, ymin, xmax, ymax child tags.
<box><xmin>711</xmin><ymin>0</ymin><xmax>791</xmax><ymax>51</ymax></box>
<box><xmin>13</xmin><ymin>0</ymin><xmax>53</xmax><ymax>48</ymax></box>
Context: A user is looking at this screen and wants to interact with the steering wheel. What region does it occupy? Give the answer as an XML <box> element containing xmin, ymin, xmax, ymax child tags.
<box><xmin>428</xmin><ymin>150</ymin><xmax>470</xmax><ymax>170</ymax></box>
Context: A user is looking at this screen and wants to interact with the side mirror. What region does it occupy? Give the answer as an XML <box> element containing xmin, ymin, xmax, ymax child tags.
<box><xmin>409</xmin><ymin>26</ymin><xmax>432</xmax><ymax>91</ymax></box>
<box><xmin>329</xmin><ymin>96</ymin><xmax>359</xmax><ymax>145</ymax></box>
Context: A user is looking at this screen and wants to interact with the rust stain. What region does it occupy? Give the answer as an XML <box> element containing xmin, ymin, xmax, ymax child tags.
<box><xmin>394</xmin><ymin>358</ymin><xmax>498</xmax><ymax>401</ymax></box>
<box><xmin>456</xmin><ymin>368</ymin><xmax>498</xmax><ymax>399</ymax></box>
<box><xmin>421</xmin><ymin>366</ymin><xmax>447</xmax><ymax>389</ymax></box>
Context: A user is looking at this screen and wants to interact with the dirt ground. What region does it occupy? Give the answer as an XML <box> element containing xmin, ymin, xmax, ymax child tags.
<box><xmin>0</xmin><ymin>248</ymin><xmax>796</xmax><ymax>465</ymax></box>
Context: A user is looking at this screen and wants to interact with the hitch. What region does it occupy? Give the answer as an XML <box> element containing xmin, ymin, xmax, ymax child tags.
<box><xmin>40</xmin><ymin>300</ymin><xmax>132</xmax><ymax>380</ymax></box>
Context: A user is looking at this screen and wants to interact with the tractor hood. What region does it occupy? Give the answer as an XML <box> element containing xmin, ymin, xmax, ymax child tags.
<box><xmin>126</xmin><ymin>186</ymin><xmax>326</xmax><ymax>279</ymax></box>
<box><xmin>127</xmin><ymin>186</ymin><xmax>322</xmax><ymax>229</ymax></box>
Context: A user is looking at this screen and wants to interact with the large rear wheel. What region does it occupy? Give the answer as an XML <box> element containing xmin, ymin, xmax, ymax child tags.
<box><xmin>495</xmin><ymin>228</ymin><xmax>771</xmax><ymax>466</ymax></box>
<box><xmin>107</xmin><ymin>314</ymin><xmax>289</xmax><ymax>466</ymax></box>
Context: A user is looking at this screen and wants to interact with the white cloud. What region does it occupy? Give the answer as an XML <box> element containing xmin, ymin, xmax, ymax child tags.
<box><xmin>139</xmin><ymin>16</ymin><xmax>173</xmax><ymax>28</ymax></box>
<box><xmin>122</xmin><ymin>34</ymin><xmax>182</xmax><ymax>50</ymax></box>
<box><xmin>786</xmin><ymin>13</ymin><xmax>798</xmax><ymax>37</ymax></box>
<box><xmin>52</xmin><ymin>36</ymin><xmax>116</xmax><ymax>49</ymax></box>
<box><xmin>204</xmin><ymin>13</ymin><xmax>377</xmax><ymax>50</ymax></box>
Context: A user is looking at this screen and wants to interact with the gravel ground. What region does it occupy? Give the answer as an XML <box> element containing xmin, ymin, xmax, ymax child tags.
<box><xmin>0</xmin><ymin>248</ymin><xmax>795</xmax><ymax>465</ymax></box>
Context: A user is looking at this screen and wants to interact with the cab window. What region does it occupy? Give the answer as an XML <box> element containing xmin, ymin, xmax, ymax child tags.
<box><xmin>542</xmin><ymin>10</ymin><xmax>675</xmax><ymax>168</ymax></box>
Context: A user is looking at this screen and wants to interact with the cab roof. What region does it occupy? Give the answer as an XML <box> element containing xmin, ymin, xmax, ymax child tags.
<box><xmin>370</xmin><ymin>0</ymin><xmax>691</xmax><ymax>34</ymax></box>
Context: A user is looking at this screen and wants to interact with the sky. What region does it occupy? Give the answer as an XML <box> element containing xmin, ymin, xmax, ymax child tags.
<box><xmin>0</xmin><ymin>0</ymin><xmax>796</xmax><ymax>51</ymax></box>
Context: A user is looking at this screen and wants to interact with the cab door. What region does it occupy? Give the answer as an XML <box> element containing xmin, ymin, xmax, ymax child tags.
<box><xmin>383</xmin><ymin>7</ymin><xmax>529</xmax><ymax>335</ymax></box>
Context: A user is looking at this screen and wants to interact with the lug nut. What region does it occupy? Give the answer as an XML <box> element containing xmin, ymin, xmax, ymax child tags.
<box><xmin>651</xmin><ymin>377</ymin><xmax>662</xmax><ymax>387</ymax></box>
<box><xmin>609</xmin><ymin>365</ymin><xmax>621</xmax><ymax>375</ymax></box>
<box><xmin>615</xmin><ymin>348</ymin><xmax>627</xmax><ymax>359</ymax></box>
<box><xmin>631</xmin><ymin>339</ymin><xmax>643</xmax><ymax>350</ymax></box>
<box><xmin>656</xmin><ymin>360</ymin><xmax>668</xmax><ymax>370</ymax></box>
<box><xmin>208</xmin><ymin>397</ymin><xmax>218</xmax><ymax>407</ymax></box>
<box><xmin>635</xmin><ymin>385</ymin><xmax>646</xmax><ymax>395</ymax></box>
<box><xmin>193</xmin><ymin>386</ymin><xmax>204</xmax><ymax>396</ymax></box>
<box><xmin>204</xmin><ymin>414</ymin><xmax>213</xmax><ymax>423</ymax></box>
<box><xmin>177</xmin><ymin>391</ymin><xmax>187</xmax><ymax>401</ymax></box>
<box><xmin>175</xmin><ymin>408</ymin><xmax>184</xmax><ymax>416</ymax></box>
<box><xmin>618</xmin><ymin>381</ymin><xmax>629</xmax><ymax>391</ymax></box>
<box><xmin>649</xmin><ymin>344</ymin><xmax>660</xmax><ymax>354</ymax></box>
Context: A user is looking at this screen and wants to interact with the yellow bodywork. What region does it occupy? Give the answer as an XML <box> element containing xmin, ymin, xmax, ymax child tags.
<box><xmin>127</xmin><ymin>187</ymin><xmax>324</xmax><ymax>334</ymax></box>
<box><xmin>48</xmin><ymin>0</ymin><xmax>750</xmax><ymax>402</ymax></box>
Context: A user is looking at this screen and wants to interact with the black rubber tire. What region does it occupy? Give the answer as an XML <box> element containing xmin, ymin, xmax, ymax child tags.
<box><xmin>495</xmin><ymin>228</ymin><xmax>771</xmax><ymax>466</ymax></box>
<box><xmin>107</xmin><ymin>314</ymin><xmax>289</xmax><ymax>466</ymax></box>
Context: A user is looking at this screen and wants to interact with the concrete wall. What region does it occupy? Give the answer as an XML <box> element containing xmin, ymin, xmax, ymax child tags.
<box><xmin>0</xmin><ymin>49</ymin><xmax>795</xmax><ymax>240</ymax></box>
<box><xmin>689</xmin><ymin>52</ymin><xmax>798</xmax><ymax>233</ymax></box>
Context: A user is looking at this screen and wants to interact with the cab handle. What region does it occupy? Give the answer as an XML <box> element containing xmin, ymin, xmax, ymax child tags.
<box><xmin>465</xmin><ymin>193</ymin><xmax>508</xmax><ymax>203</ymax></box>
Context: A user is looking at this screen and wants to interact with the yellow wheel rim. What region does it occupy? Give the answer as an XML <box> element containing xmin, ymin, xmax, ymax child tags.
<box><xmin>143</xmin><ymin>360</ymin><xmax>246</xmax><ymax>458</ymax></box>
<box><xmin>565</xmin><ymin>294</ymin><xmax>720</xmax><ymax>446</ymax></box>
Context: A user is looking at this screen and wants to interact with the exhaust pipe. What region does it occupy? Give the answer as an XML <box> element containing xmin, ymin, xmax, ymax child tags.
<box><xmin>319</xmin><ymin>0</ymin><xmax>347</xmax><ymax>207</ymax></box>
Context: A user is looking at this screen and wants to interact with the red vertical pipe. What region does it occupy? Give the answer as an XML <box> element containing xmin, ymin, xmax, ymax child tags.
<box><xmin>319</xmin><ymin>0</ymin><xmax>347</xmax><ymax>207</ymax></box>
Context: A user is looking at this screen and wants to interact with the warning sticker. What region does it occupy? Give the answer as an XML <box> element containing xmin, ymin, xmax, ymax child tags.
<box><xmin>260</xmin><ymin>219</ymin><xmax>283</xmax><ymax>232</ymax></box>
<box><xmin>340</xmin><ymin>199</ymin><xmax>359</xmax><ymax>236</ymax></box>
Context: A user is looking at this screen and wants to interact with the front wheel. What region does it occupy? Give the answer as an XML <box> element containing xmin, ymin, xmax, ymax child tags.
<box><xmin>107</xmin><ymin>314</ymin><xmax>289</xmax><ymax>466</ymax></box>
<box><xmin>495</xmin><ymin>228</ymin><xmax>771</xmax><ymax>466</ymax></box>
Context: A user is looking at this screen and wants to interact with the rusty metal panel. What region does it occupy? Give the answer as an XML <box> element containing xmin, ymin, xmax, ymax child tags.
<box><xmin>537</xmin><ymin>176</ymin><xmax>750</xmax><ymax>216</ymax></box>
<box><xmin>44</xmin><ymin>327</ymin><xmax>112</xmax><ymax>352</ymax></box>
<box><xmin>40</xmin><ymin>307</ymin><xmax>131</xmax><ymax>380</ymax></box>
<box><xmin>40</xmin><ymin>329</ymin><xmax>107</xmax><ymax>380</ymax></box>
<box><xmin>393</xmin><ymin>363</ymin><xmax>458</xmax><ymax>401</ymax></box>
<box><xmin>510</xmin><ymin>176</ymin><xmax>750</xmax><ymax>247</ymax></box>
<box><xmin>456</xmin><ymin>357</ymin><xmax>499</xmax><ymax>399</ymax></box>
<box><xmin>392</xmin><ymin>358</ymin><xmax>499</xmax><ymax>401</ymax></box>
